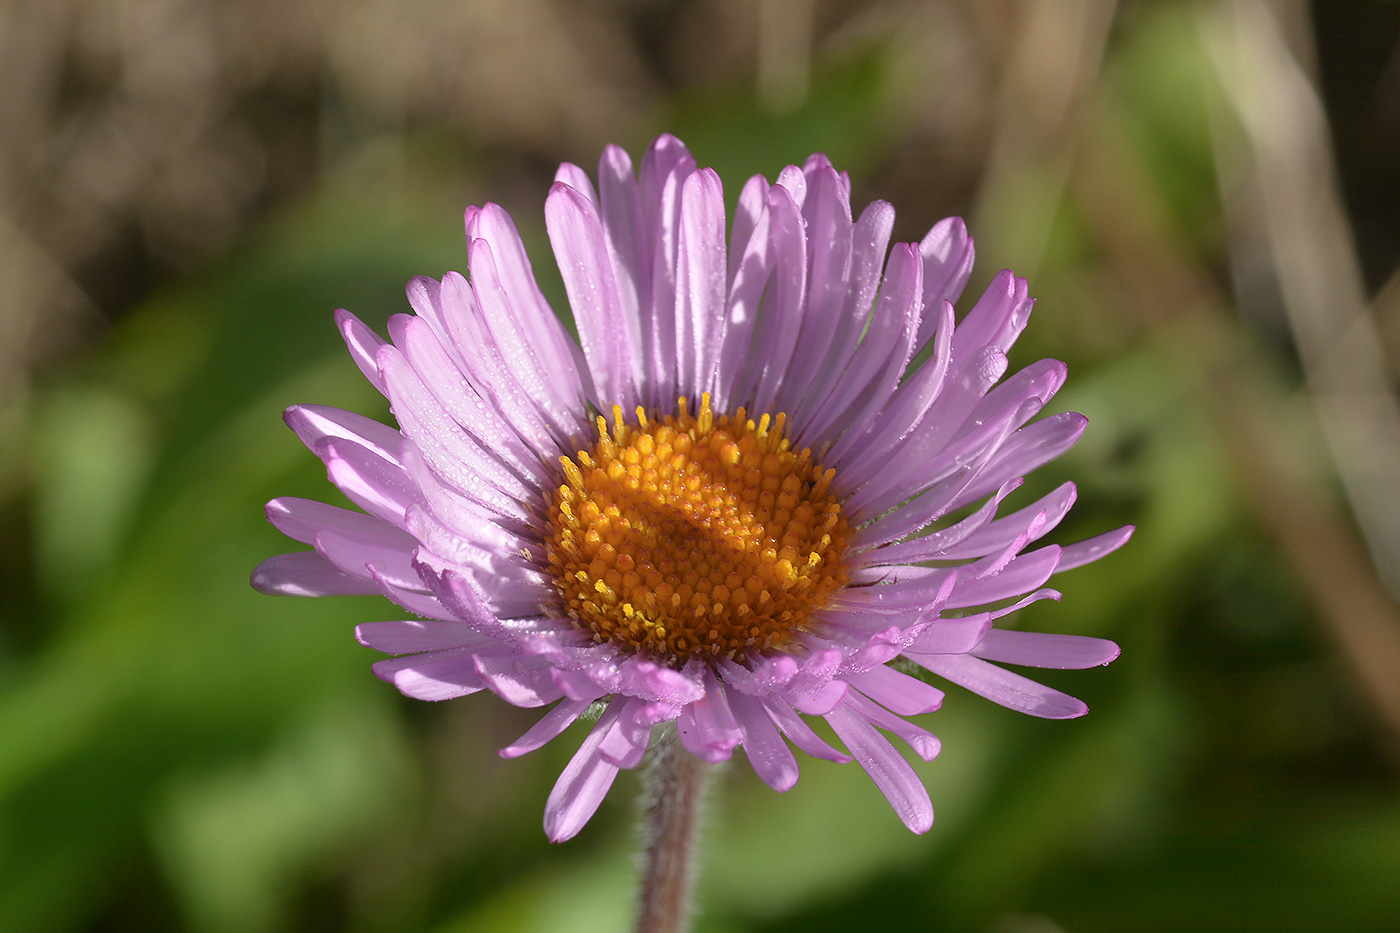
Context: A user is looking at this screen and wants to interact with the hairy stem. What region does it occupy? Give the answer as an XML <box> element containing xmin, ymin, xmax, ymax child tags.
<box><xmin>634</xmin><ymin>729</ymin><xmax>711</xmax><ymax>933</ymax></box>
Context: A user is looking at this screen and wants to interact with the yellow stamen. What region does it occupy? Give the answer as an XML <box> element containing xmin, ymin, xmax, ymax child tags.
<box><xmin>545</xmin><ymin>394</ymin><xmax>850</xmax><ymax>663</ymax></box>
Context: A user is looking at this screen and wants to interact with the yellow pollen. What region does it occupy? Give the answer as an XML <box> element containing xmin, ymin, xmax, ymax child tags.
<box><xmin>545</xmin><ymin>394</ymin><xmax>850</xmax><ymax>664</ymax></box>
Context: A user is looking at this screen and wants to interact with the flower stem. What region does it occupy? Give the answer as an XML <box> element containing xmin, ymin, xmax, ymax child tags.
<box><xmin>634</xmin><ymin>728</ymin><xmax>711</xmax><ymax>933</ymax></box>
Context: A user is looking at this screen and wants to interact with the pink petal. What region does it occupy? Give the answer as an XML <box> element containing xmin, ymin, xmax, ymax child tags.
<box><xmin>676</xmin><ymin>670</ymin><xmax>743</xmax><ymax>763</ymax></box>
<box><xmin>285</xmin><ymin>404</ymin><xmax>402</xmax><ymax>464</ymax></box>
<box><xmin>918</xmin><ymin>216</ymin><xmax>975</xmax><ymax>347</ymax></box>
<box><xmin>738</xmin><ymin>185</ymin><xmax>807</xmax><ymax>414</ymax></box>
<box><xmin>943</xmin><ymin>544</ymin><xmax>1062</xmax><ymax>610</ymax></box>
<box><xmin>544</xmin><ymin>703</ymin><xmax>625</xmax><ymax>841</ymax></box>
<box><xmin>334</xmin><ymin>309</ymin><xmax>389</xmax><ymax>396</ymax></box>
<box><xmin>841</xmin><ymin>692</ymin><xmax>942</xmax><ymax>761</ymax></box>
<box><xmin>825</xmin><ymin>704</ymin><xmax>933</xmax><ymax>833</ymax></box>
<box><xmin>820</xmin><ymin>244</ymin><xmax>923</xmax><ymax>459</ymax></box>
<box><xmin>355</xmin><ymin>619</ymin><xmax>497</xmax><ymax>654</ymax></box>
<box><xmin>831</xmin><ymin>299</ymin><xmax>955</xmax><ymax>478</ymax></box>
<box><xmin>936</xmin><ymin>482</ymin><xmax>1077</xmax><ymax>561</ymax></box>
<box><xmin>848</xmin><ymin>664</ymin><xmax>945</xmax><ymax>716</ymax></box>
<box><xmin>792</xmin><ymin>198</ymin><xmax>897</xmax><ymax>432</ymax></box>
<box><xmin>545</xmin><ymin>181</ymin><xmax>641</xmax><ymax>412</ymax></box>
<box><xmin>949</xmin><ymin>412</ymin><xmax>1087</xmax><ymax>511</ymax></box>
<box><xmin>675</xmin><ymin>167</ymin><xmax>728</xmax><ymax>399</ymax></box>
<box><xmin>499</xmin><ymin>697</ymin><xmax>596</xmax><ymax>759</ymax></box>
<box><xmin>636</xmin><ymin>134</ymin><xmax>696</xmax><ymax>411</ymax></box>
<box><xmin>715</xmin><ymin>184</ymin><xmax>771</xmax><ymax>412</ymax></box>
<box><xmin>372</xmin><ymin>647</ymin><xmax>489</xmax><ymax>701</ymax></box>
<box><xmin>915</xmin><ymin>652</ymin><xmax>1090</xmax><ymax>719</ymax></box>
<box><xmin>473</xmin><ymin>653</ymin><xmax>566</xmax><ymax>707</ymax></box>
<box><xmin>266</xmin><ymin>496</ymin><xmax>400</xmax><ymax>546</ymax></box>
<box><xmin>951</xmin><ymin>268</ymin><xmax>1032</xmax><ymax>366</ymax></box>
<box><xmin>319</xmin><ymin>438</ymin><xmax>416</xmax><ymax>527</ymax></box>
<box><xmin>771</xmin><ymin>163</ymin><xmax>853</xmax><ymax>415</ymax></box>
<box><xmin>377</xmin><ymin>345</ymin><xmax>534</xmax><ymax>519</ymax></box>
<box><xmin>466</xmin><ymin>202</ymin><xmax>586</xmax><ymax>402</ymax></box>
<box><xmin>554</xmin><ymin>161</ymin><xmax>597</xmax><ymax>205</ymax></box>
<box><xmin>761</xmin><ymin>697</ymin><xmax>852</xmax><ymax>764</ymax></box>
<box><xmin>971</xmin><ymin>629</ymin><xmax>1121</xmax><ymax>669</ymax></box>
<box><xmin>395</xmin><ymin>308</ymin><xmax>553</xmax><ymax>478</ymax></box>
<box><xmin>903</xmin><ymin>614</ymin><xmax>995</xmax><ymax>655</ymax></box>
<box><xmin>728</xmin><ymin>689</ymin><xmax>800</xmax><ymax>792</ymax></box>
<box><xmin>726</xmin><ymin>172</ymin><xmax>768</xmax><ymax>292</ymax></box>
<box><xmin>314</xmin><ymin>528</ymin><xmax>422</xmax><ymax>593</ymax></box>
<box><xmin>250</xmin><ymin>551</ymin><xmax>381</xmax><ymax>596</ymax></box>
<box><xmin>1057</xmin><ymin>525</ymin><xmax>1135</xmax><ymax>572</ymax></box>
<box><xmin>466</xmin><ymin>235</ymin><xmax>585</xmax><ymax>440</ymax></box>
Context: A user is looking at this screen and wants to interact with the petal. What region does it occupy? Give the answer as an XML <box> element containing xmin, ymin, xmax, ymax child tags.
<box><xmin>250</xmin><ymin>551</ymin><xmax>381</xmax><ymax>596</ymax></box>
<box><xmin>903</xmin><ymin>614</ymin><xmax>995</xmax><ymax>655</ymax></box>
<box><xmin>715</xmin><ymin>183</ymin><xmax>772</xmax><ymax>412</ymax></box>
<box><xmin>1057</xmin><ymin>525</ymin><xmax>1135</xmax><ymax>572</ymax></box>
<box><xmin>355</xmin><ymin>619</ymin><xmax>498</xmax><ymax>654</ymax></box>
<box><xmin>726</xmin><ymin>172</ymin><xmax>768</xmax><ymax>292</ymax></box>
<box><xmin>832</xmin><ymin>299</ymin><xmax>956</xmax><ymax>479</ymax></box>
<box><xmin>841</xmin><ymin>691</ymin><xmax>942</xmax><ymax>761</ymax></box>
<box><xmin>947</xmin><ymin>413</ymin><xmax>1088</xmax><ymax>511</ymax></box>
<box><xmin>943</xmin><ymin>544</ymin><xmax>1062</xmax><ymax>610</ymax></box>
<box><xmin>674</xmin><ymin>167</ymin><xmax>728</xmax><ymax>400</ymax></box>
<box><xmin>467</xmin><ymin>233</ymin><xmax>586</xmax><ymax>438</ymax></box>
<box><xmin>265</xmin><ymin>496</ymin><xmax>402</xmax><ymax>546</ymax></box>
<box><xmin>395</xmin><ymin>301</ymin><xmax>555</xmax><ymax>474</ymax></box>
<box><xmin>761</xmin><ymin>697</ymin><xmax>852</xmax><ymax>764</ymax></box>
<box><xmin>951</xmin><ymin>268</ymin><xmax>1032</xmax><ymax>366</ymax></box>
<box><xmin>729</xmin><ymin>689</ymin><xmax>800</xmax><ymax>792</ymax></box>
<box><xmin>847</xmin><ymin>369</ymin><xmax>1033</xmax><ymax>518</ymax></box>
<box><xmin>544</xmin><ymin>702</ymin><xmax>625</xmax><ymax>841</ymax></box>
<box><xmin>597</xmin><ymin>697</ymin><xmax>658</xmax><ymax>768</ymax></box>
<box><xmin>676</xmin><ymin>670</ymin><xmax>743</xmax><ymax>763</ymax></box>
<box><xmin>334</xmin><ymin>309</ymin><xmax>389</xmax><ymax>396</ymax></box>
<box><xmin>915</xmin><ymin>652</ymin><xmax>1090</xmax><ymax>719</ymax></box>
<box><xmin>736</xmin><ymin>185</ymin><xmax>807</xmax><ymax>414</ymax></box>
<box><xmin>473</xmin><ymin>653</ymin><xmax>566</xmax><ymax>707</ymax></box>
<box><xmin>805</xmin><ymin>243</ymin><xmax>922</xmax><ymax>449</ymax></box>
<box><xmin>377</xmin><ymin>345</ymin><xmax>535</xmax><ymax>519</ymax></box>
<box><xmin>971</xmin><ymin>629</ymin><xmax>1121</xmax><ymax>669</ymax></box>
<box><xmin>793</xmin><ymin>199</ymin><xmax>897</xmax><ymax>431</ymax></box>
<box><xmin>825</xmin><ymin>704</ymin><xmax>933</xmax><ymax>833</ymax></box>
<box><xmin>500</xmin><ymin>697</ymin><xmax>596</xmax><ymax>759</ymax></box>
<box><xmin>314</xmin><ymin>528</ymin><xmax>422</xmax><ymax>593</ymax></box>
<box><xmin>545</xmin><ymin>181</ymin><xmax>641</xmax><ymax>411</ymax></box>
<box><xmin>319</xmin><ymin>438</ymin><xmax>417</xmax><ymax>527</ymax></box>
<box><xmin>917</xmin><ymin>216</ymin><xmax>975</xmax><ymax>347</ymax></box>
<box><xmin>636</xmin><ymin>134</ymin><xmax>697</xmax><ymax>410</ymax></box>
<box><xmin>771</xmin><ymin>164</ymin><xmax>853</xmax><ymax>415</ymax></box>
<box><xmin>848</xmin><ymin>664</ymin><xmax>945</xmax><ymax>716</ymax></box>
<box><xmin>284</xmin><ymin>404</ymin><xmax>402</xmax><ymax>464</ymax></box>
<box><xmin>597</xmin><ymin>145</ymin><xmax>648</xmax><ymax>375</ymax></box>
<box><xmin>859</xmin><ymin>477</ymin><xmax>1025</xmax><ymax>564</ymax></box>
<box><xmin>465</xmin><ymin>203</ymin><xmax>585</xmax><ymax>400</ymax></box>
<box><xmin>554</xmin><ymin>161</ymin><xmax>598</xmax><ymax>205</ymax></box>
<box><xmin>934</xmin><ymin>482</ymin><xmax>1077</xmax><ymax>561</ymax></box>
<box><xmin>371</xmin><ymin>647</ymin><xmax>489</xmax><ymax>701</ymax></box>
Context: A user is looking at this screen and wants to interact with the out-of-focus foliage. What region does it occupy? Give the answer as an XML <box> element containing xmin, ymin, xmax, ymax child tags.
<box><xmin>1</xmin><ymin>2</ymin><xmax>1398</xmax><ymax>931</ymax></box>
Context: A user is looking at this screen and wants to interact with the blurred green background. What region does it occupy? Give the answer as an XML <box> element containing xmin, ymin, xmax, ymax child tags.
<box><xmin>2</xmin><ymin>1</ymin><xmax>1399</xmax><ymax>930</ymax></box>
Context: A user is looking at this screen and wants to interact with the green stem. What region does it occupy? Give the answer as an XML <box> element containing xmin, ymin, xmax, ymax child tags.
<box><xmin>634</xmin><ymin>728</ymin><xmax>712</xmax><ymax>933</ymax></box>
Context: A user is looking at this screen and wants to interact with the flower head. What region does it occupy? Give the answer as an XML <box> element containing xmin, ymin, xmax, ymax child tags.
<box><xmin>253</xmin><ymin>134</ymin><xmax>1131</xmax><ymax>841</ymax></box>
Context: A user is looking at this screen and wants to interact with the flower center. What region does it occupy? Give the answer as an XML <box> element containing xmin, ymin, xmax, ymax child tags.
<box><xmin>546</xmin><ymin>394</ymin><xmax>850</xmax><ymax>664</ymax></box>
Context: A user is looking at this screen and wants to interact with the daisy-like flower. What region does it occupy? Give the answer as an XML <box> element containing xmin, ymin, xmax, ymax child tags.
<box><xmin>253</xmin><ymin>134</ymin><xmax>1131</xmax><ymax>841</ymax></box>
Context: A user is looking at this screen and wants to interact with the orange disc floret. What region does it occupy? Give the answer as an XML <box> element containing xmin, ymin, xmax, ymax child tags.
<box><xmin>545</xmin><ymin>394</ymin><xmax>850</xmax><ymax>664</ymax></box>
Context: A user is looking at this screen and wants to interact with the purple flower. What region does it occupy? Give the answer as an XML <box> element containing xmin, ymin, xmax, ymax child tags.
<box><xmin>253</xmin><ymin>134</ymin><xmax>1131</xmax><ymax>841</ymax></box>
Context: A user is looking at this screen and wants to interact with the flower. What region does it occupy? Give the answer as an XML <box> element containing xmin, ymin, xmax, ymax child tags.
<box><xmin>253</xmin><ymin>134</ymin><xmax>1131</xmax><ymax>841</ymax></box>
